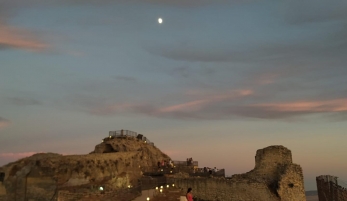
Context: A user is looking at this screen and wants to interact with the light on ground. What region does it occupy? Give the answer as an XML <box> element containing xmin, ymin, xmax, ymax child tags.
<box><xmin>99</xmin><ymin>186</ymin><xmax>104</xmax><ymax>191</ymax></box>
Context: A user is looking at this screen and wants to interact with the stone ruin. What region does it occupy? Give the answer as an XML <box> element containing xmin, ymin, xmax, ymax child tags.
<box><xmin>171</xmin><ymin>145</ymin><xmax>306</xmax><ymax>201</ymax></box>
<box><xmin>0</xmin><ymin>132</ymin><xmax>306</xmax><ymax>201</ymax></box>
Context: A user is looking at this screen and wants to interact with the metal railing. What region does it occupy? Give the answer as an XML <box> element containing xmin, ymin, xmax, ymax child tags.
<box><xmin>109</xmin><ymin>130</ymin><xmax>138</xmax><ymax>137</ymax></box>
<box><xmin>107</xmin><ymin>130</ymin><xmax>155</xmax><ymax>146</ymax></box>
<box><xmin>172</xmin><ymin>160</ymin><xmax>198</xmax><ymax>166</ymax></box>
<box><xmin>190</xmin><ymin>169</ymin><xmax>225</xmax><ymax>177</ymax></box>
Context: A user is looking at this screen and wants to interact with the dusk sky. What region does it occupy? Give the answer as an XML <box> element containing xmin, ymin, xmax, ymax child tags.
<box><xmin>1</xmin><ymin>0</ymin><xmax>347</xmax><ymax>190</ymax></box>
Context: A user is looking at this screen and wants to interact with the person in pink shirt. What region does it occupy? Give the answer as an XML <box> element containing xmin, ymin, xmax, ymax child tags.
<box><xmin>186</xmin><ymin>188</ymin><xmax>193</xmax><ymax>201</ymax></box>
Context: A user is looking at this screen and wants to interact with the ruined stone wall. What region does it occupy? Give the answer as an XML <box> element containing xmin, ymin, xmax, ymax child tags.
<box><xmin>316</xmin><ymin>175</ymin><xmax>347</xmax><ymax>201</ymax></box>
<box><xmin>169</xmin><ymin>177</ymin><xmax>279</xmax><ymax>201</ymax></box>
<box><xmin>57</xmin><ymin>187</ymin><xmax>141</xmax><ymax>201</ymax></box>
<box><xmin>0</xmin><ymin>182</ymin><xmax>6</xmax><ymax>200</ymax></box>
<box><xmin>171</xmin><ymin>146</ymin><xmax>306</xmax><ymax>201</ymax></box>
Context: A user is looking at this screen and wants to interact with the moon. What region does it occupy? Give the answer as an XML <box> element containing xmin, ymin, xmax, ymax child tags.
<box><xmin>158</xmin><ymin>18</ymin><xmax>163</xmax><ymax>24</ymax></box>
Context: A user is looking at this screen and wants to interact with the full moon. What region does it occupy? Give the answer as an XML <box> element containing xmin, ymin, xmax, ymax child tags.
<box><xmin>158</xmin><ymin>18</ymin><xmax>163</xmax><ymax>24</ymax></box>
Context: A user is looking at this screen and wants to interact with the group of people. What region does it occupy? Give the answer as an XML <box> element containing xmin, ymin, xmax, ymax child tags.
<box><xmin>157</xmin><ymin>159</ymin><xmax>174</xmax><ymax>169</ymax></box>
<box><xmin>186</xmin><ymin>157</ymin><xmax>193</xmax><ymax>166</ymax></box>
<box><xmin>201</xmin><ymin>167</ymin><xmax>219</xmax><ymax>174</ymax></box>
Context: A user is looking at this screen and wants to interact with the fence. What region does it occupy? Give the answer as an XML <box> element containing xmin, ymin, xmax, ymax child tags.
<box><xmin>173</xmin><ymin>160</ymin><xmax>198</xmax><ymax>167</ymax></box>
<box><xmin>190</xmin><ymin>169</ymin><xmax>225</xmax><ymax>178</ymax></box>
<box><xmin>108</xmin><ymin>130</ymin><xmax>155</xmax><ymax>146</ymax></box>
<box><xmin>316</xmin><ymin>175</ymin><xmax>347</xmax><ymax>201</ymax></box>
<box><xmin>109</xmin><ymin>130</ymin><xmax>138</xmax><ymax>138</ymax></box>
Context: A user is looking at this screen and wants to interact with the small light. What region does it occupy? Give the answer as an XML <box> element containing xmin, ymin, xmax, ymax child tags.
<box><xmin>160</xmin><ymin>189</ymin><xmax>163</xmax><ymax>193</ymax></box>
<box><xmin>102</xmin><ymin>140</ymin><xmax>104</xmax><ymax>142</ymax></box>
<box><xmin>147</xmin><ymin>197</ymin><xmax>150</xmax><ymax>201</ymax></box>
<box><xmin>109</xmin><ymin>136</ymin><xmax>111</xmax><ymax>138</ymax></box>
<box><xmin>99</xmin><ymin>186</ymin><xmax>104</xmax><ymax>191</ymax></box>
<box><xmin>160</xmin><ymin>186</ymin><xmax>163</xmax><ymax>189</ymax></box>
<box><xmin>161</xmin><ymin>169</ymin><xmax>163</xmax><ymax>172</ymax></box>
<box><xmin>155</xmin><ymin>187</ymin><xmax>158</xmax><ymax>190</ymax></box>
<box><xmin>170</xmin><ymin>171</ymin><xmax>172</xmax><ymax>173</ymax></box>
<box><xmin>128</xmin><ymin>185</ymin><xmax>131</xmax><ymax>188</ymax></box>
<box><xmin>172</xmin><ymin>184</ymin><xmax>175</xmax><ymax>187</ymax></box>
<box><xmin>166</xmin><ymin>185</ymin><xmax>169</xmax><ymax>188</ymax></box>
<box><xmin>144</xmin><ymin>141</ymin><xmax>147</xmax><ymax>143</ymax></box>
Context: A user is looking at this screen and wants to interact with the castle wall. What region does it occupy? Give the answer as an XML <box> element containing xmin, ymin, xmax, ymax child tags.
<box><xmin>169</xmin><ymin>177</ymin><xmax>279</xmax><ymax>201</ymax></box>
<box><xmin>170</xmin><ymin>146</ymin><xmax>306</xmax><ymax>201</ymax></box>
<box><xmin>0</xmin><ymin>182</ymin><xmax>6</xmax><ymax>196</ymax></box>
<box><xmin>57</xmin><ymin>186</ymin><xmax>141</xmax><ymax>201</ymax></box>
<box><xmin>316</xmin><ymin>175</ymin><xmax>347</xmax><ymax>201</ymax></box>
<box><xmin>277</xmin><ymin>164</ymin><xmax>306</xmax><ymax>201</ymax></box>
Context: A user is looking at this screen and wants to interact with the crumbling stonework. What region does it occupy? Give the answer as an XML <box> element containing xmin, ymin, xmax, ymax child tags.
<box><xmin>0</xmin><ymin>137</ymin><xmax>170</xmax><ymax>201</ymax></box>
<box><xmin>171</xmin><ymin>145</ymin><xmax>306</xmax><ymax>201</ymax></box>
<box><xmin>316</xmin><ymin>175</ymin><xmax>347</xmax><ymax>201</ymax></box>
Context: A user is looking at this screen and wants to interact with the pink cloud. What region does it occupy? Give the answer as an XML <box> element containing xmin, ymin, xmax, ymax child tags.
<box><xmin>159</xmin><ymin>89</ymin><xmax>253</xmax><ymax>113</ymax></box>
<box><xmin>0</xmin><ymin>23</ymin><xmax>48</xmax><ymax>51</ymax></box>
<box><xmin>252</xmin><ymin>99</ymin><xmax>347</xmax><ymax>112</ymax></box>
<box><xmin>0</xmin><ymin>117</ymin><xmax>11</xmax><ymax>129</ymax></box>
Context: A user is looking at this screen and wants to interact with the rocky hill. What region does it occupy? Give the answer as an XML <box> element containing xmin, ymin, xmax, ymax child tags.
<box><xmin>0</xmin><ymin>136</ymin><xmax>170</xmax><ymax>201</ymax></box>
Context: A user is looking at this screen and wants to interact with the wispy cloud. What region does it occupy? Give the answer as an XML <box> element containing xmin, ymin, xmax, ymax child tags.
<box><xmin>252</xmin><ymin>99</ymin><xmax>347</xmax><ymax>113</ymax></box>
<box><xmin>0</xmin><ymin>23</ymin><xmax>48</xmax><ymax>52</ymax></box>
<box><xmin>86</xmin><ymin>88</ymin><xmax>347</xmax><ymax>120</ymax></box>
<box><xmin>158</xmin><ymin>90</ymin><xmax>253</xmax><ymax>113</ymax></box>
<box><xmin>6</xmin><ymin>97</ymin><xmax>42</xmax><ymax>106</ymax></box>
<box><xmin>0</xmin><ymin>117</ymin><xmax>11</xmax><ymax>129</ymax></box>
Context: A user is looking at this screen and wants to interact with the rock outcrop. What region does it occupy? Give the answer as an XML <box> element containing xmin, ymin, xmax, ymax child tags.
<box><xmin>0</xmin><ymin>137</ymin><xmax>170</xmax><ymax>201</ymax></box>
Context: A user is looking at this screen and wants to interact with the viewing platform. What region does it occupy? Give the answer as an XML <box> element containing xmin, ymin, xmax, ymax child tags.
<box><xmin>105</xmin><ymin>129</ymin><xmax>155</xmax><ymax>146</ymax></box>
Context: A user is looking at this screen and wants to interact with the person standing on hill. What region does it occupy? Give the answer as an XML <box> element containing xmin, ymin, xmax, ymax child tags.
<box><xmin>186</xmin><ymin>188</ymin><xmax>193</xmax><ymax>201</ymax></box>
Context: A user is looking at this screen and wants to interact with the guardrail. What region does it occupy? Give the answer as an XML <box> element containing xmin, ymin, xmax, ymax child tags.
<box><xmin>172</xmin><ymin>160</ymin><xmax>198</xmax><ymax>166</ymax></box>
<box><xmin>109</xmin><ymin>130</ymin><xmax>138</xmax><ymax>137</ymax></box>
<box><xmin>107</xmin><ymin>130</ymin><xmax>155</xmax><ymax>146</ymax></box>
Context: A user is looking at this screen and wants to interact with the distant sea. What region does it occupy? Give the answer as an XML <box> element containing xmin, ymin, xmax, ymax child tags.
<box><xmin>305</xmin><ymin>190</ymin><xmax>318</xmax><ymax>201</ymax></box>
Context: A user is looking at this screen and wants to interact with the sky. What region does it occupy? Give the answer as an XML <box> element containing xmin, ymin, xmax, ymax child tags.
<box><xmin>1</xmin><ymin>0</ymin><xmax>347</xmax><ymax>191</ymax></box>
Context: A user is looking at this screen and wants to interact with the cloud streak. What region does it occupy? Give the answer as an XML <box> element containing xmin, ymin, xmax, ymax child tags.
<box><xmin>0</xmin><ymin>117</ymin><xmax>11</xmax><ymax>129</ymax></box>
<box><xmin>0</xmin><ymin>23</ymin><xmax>48</xmax><ymax>52</ymax></box>
<box><xmin>6</xmin><ymin>97</ymin><xmax>42</xmax><ymax>106</ymax></box>
<box><xmin>86</xmin><ymin>89</ymin><xmax>347</xmax><ymax>120</ymax></box>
